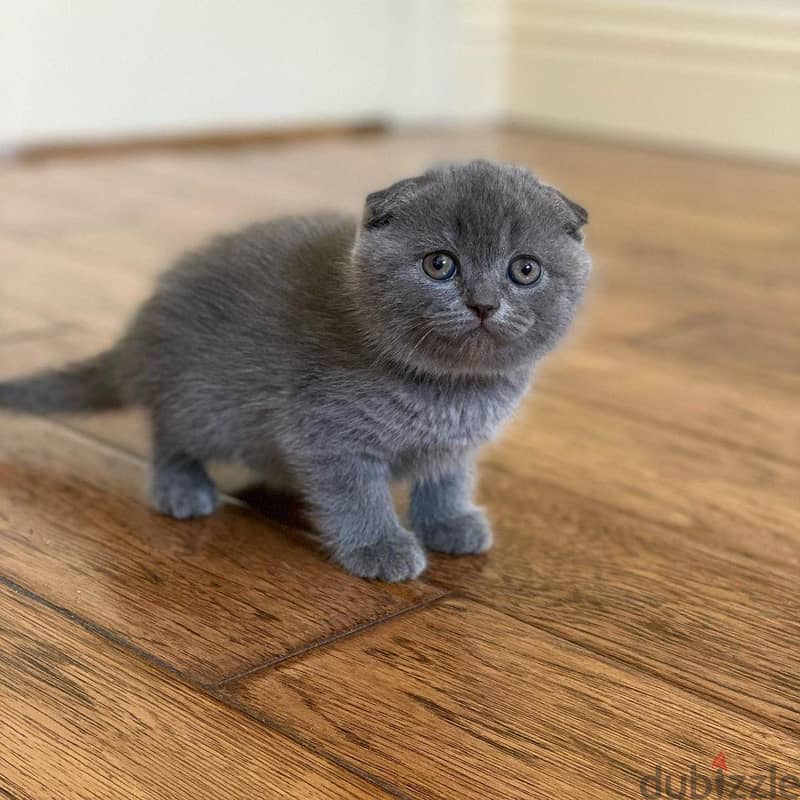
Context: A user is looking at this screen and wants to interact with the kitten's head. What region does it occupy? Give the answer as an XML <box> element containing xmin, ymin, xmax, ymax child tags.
<box><xmin>351</xmin><ymin>160</ymin><xmax>591</xmax><ymax>377</ymax></box>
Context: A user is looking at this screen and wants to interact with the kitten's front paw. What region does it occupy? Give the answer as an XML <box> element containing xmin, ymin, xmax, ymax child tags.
<box><xmin>338</xmin><ymin>532</ymin><xmax>427</xmax><ymax>582</ymax></box>
<box><xmin>416</xmin><ymin>509</ymin><xmax>493</xmax><ymax>555</ymax></box>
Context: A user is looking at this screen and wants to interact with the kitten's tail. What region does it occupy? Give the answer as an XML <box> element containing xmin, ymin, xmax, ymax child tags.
<box><xmin>0</xmin><ymin>349</ymin><xmax>125</xmax><ymax>414</ymax></box>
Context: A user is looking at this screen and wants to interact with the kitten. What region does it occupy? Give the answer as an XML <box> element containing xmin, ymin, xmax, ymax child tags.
<box><xmin>0</xmin><ymin>160</ymin><xmax>591</xmax><ymax>581</ymax></box>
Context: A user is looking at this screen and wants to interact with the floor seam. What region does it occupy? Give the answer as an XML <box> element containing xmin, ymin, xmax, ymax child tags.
<box><xmin>21</xmin><ymin>414</ymin><xmax>800</xmax><ymax>736</ymax></box>
<box><xmin>203</xmin><ymin>690</ymin><xmax>414</xmax><ymax>800</ymax></box>
<box><xmin>211</xmin><ymin>588</ymin><xmax>452</xmax><ymax>688</ymax></box>
<box><xmin>0</xmin><ymin>573</ymin><xmax>186</xmax><ymax>680</ymax></box>
<box><xmin>0</xmin><ymin>573</ymin><xmax>411</xmax><ymax>800</ymax></box>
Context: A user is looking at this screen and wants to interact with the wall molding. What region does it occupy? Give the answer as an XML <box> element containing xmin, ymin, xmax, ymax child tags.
<box><xmin>508</xmin><ymin>0</ymin><xmax>800</xmax><ymax>162</ymax></box>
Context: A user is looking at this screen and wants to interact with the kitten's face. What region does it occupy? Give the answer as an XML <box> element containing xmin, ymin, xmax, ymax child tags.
<box><xmin>351</xmin><ymin>160</ymin><xmax>591</xmax><ymax>377</ymax></box>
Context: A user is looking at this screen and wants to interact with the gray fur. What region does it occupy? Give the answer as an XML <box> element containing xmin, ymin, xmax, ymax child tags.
<box><xmin>0</xmin><ymin>350</ymin><xmax>122</xmax><ymax>412</ymax></box>
<box><xmin>0</xmin><ymin>160</ymin><xmax>591</xmax><ymax>581</ymax></box>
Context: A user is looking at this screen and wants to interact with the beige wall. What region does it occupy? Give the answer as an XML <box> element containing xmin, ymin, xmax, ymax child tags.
<box><xmin>507</xmin><ymin>0</ymin><xmax>800</xmax><ymax>162</ymax></box>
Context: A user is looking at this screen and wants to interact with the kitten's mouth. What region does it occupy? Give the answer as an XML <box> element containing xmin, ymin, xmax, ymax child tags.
<box><xmin>477</xmin><ymin>324</ymin><xmax>493</xmax><ymax>335</ymax></box>
<box><xmin>468</xmin><ymin>321</ymin><xmax>501</xmax><ymax>342</ymax></box>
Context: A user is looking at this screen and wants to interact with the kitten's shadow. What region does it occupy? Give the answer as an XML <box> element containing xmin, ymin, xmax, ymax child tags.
<box><xmin>231</xmin><ymin>482</ymin><xmax>411</xmax><ymax>535</ymax></box>
<box><xmin>231</xmin><ymin>484</ymin><xmax>312</xmax><ymax>532</ymax></box>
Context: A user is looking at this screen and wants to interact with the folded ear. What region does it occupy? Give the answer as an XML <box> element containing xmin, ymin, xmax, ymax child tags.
<box><xmin>543</xmin><ymin>185</ymin><xmax>589</xmax><ymax>241</ymax></box>
<box><xmin>363</xmin><ymin>174</ymin><xmax>431</xmax><ymax>229</ymax></box>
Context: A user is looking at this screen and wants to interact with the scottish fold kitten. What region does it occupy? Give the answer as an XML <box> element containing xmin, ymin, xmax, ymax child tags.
<box><xmin>0</xmin><ymin>160</ymin><xmax>591</xmax><ymax>581</ymax></box>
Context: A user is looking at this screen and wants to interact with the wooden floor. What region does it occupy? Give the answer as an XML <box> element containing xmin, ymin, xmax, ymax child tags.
<box><xmin>1</xmin><ymin>130</ymin><xmax>798</xmax><ymax>799</ymax></box>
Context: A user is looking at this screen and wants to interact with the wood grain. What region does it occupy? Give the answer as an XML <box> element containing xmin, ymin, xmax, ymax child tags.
<box><xmin>0</xmin><ymin>415</ymin><xmax>443</xmax><ymax>684</ymax></box>
<box><xmin>0</xmin><ymin>584</ymin><xmax>392</xmax><ymax>800</ymax></box>
<box><xmin>536</xmin><ymin>342</ymin><xmax>800</xmax><ymax>465</ymax></box>
<box><xmin>636</xmin><ymin>312</ymin><xmax>800</xmax><ymax>392</ymax></box>
<box><xmin>0</xmin><ymin>237</ymin><xmax>148</xmax><ymax>331</ymax></box>
<box><xmin>223</xmin><ymin>598</ymin><xmax>800</xmax><ymax>800</ymax></box>
<box><xmin>482</xmin><ymin>390</ymin><xmax>800</xmax><ymax>573</ymax></box>
<box><xmin>429</xmin><ymin>460</ymin><xmax>800</xmax><ymax>732</ymax></box>
<box><xmin>0</xmin><ymin>161</ymin><xmax>149</xmax><ymax>234</ymax></box>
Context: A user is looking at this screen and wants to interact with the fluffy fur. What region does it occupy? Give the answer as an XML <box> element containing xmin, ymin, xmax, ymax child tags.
<box><xmin>0</xmin><ymin>160</ymin><xmax>591</xmax><ymax>580</ymax></box>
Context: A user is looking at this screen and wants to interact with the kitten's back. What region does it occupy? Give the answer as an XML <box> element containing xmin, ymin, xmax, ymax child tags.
<box><xmin>117</xmin><ymin>213</ymin><xmax>359</xmax><ymax>403</ymax></box>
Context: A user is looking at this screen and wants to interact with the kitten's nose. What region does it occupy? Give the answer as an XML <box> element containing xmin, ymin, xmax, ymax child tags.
<box><xmin>467</xmin><ymin>303</ymin><xmax>498</xmax><ymax>322</ymax></box>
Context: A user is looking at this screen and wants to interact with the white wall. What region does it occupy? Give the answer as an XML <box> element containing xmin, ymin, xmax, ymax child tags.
<box><xmin>0</xmin><ymin>0</ymin><xmax>506</xmax><ymax>149</ymax></box>
<box><xmin>0</xmin><ymin>1</ymin><xmax>407</xmax><ymax>146</ymax></box>
<box><xmin>1</xmin><ymin>0</ymin><xmax>395</xmax><ymax>145</ymax></box>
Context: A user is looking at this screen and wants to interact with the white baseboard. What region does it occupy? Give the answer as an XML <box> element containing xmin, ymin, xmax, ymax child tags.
<box><xmin>507</xmin><ymin>0</ymin><xmax>800</xmax><ymax>162</ymax></box>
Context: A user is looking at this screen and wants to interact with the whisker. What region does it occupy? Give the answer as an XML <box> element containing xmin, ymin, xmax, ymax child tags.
<box><xmin>404</xmin><ymin>325</ymin><xmax>435</xmax><ymax>364</ymax></box>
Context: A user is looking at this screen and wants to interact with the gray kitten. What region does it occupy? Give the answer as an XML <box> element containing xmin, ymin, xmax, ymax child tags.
<box><xmin>0</xmin><ymin>160</ymin><xmax>591</xmax><ymax>581</ymax></box>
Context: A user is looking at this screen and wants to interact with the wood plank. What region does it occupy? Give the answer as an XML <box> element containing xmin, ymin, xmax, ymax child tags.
<box><xmin>0</xmin><ymin>236</ymin><xmax>149</xmax><ymax>331</ymax></box>
<box><xmin>0</xmin><ymin>415</ymin><xmax>443</xmax><ymax>684</ymax></box>
<box><xmin>0</xmin><ymin>305</ymin><xmax>55</xmax><ymax>340</ymax></box>
<box><xmin>577</xmin><ymin>239</ymin><xmax>800</xmax><ymax>359</ymax></box>
<box><xmin>572</xmin><ymin>282</ymin><xmax>710</xmax><ymax>341</ymax></box>
<box><xmin>595</xmin><ymin>211</ymin><xmax>799</xmax><ymax>294</ymax></box>
<box><xmin>590</xmin><ymin>244</ymin><xmax>800</xmax><ymax>364</ymax></box>
<box><xmin>0</xmin><ymin>584</ymin><xmax>393</xmax><ymax>800</ymax></box>
<box><xmin>222</xmin><ymin>598</ymin><xmax>800</xmax><ymax>800</ymax></box>
<box><xmin>38</xmin><ymin>222</ymin><xmax>185</xmax><ymax>276</ymax></box>
<box><xmin>636</xmin><ymin>312</ymin><xmax>800</xmax><ymax>391</ymax></box>
<box><xmin>0</xmin><ymin>163</ymin><xmax>146</xmax><ymax>233</ymax></box>
<box><xmin>536</xmin><ymin>341</ymin><xmax>800</xmax><ymax>464</ymax></box>
<box><xmin>0</xmin><ymin>326</ymin><xmax>111</xmax><ymax>375</ymax></box>
<box><xmin>482</xmin><ymin>390</ymin><xmax>800</xmax><ymax>573</ymax></box>
<box><xmin>427</xmin><ymin>460</ymin><xmax>800</xmax><ymax>732</ymax></box>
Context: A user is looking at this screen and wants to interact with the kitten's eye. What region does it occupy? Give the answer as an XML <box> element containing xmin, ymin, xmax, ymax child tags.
<box><xmin>508</xmin><ymin>255</ymin><xmax>543</xmax><ymax>286</ymax></box>
<box><xmin>422</xmin><ymin>251</ymin><xmax>457</xmax><ymax>281</ymax></box>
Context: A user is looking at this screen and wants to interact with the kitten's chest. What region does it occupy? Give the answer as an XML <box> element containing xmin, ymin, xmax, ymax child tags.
<box><xmin>374</xmin><ymin>376</ymin><xmax>526</xmax><ymax>454</ymax></box>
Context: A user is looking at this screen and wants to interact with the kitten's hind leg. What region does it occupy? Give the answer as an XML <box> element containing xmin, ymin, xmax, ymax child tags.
<box><xmin>149</xmin><ymin>438</ymin><xmax>218</xmax><ymax>520</ymax></box>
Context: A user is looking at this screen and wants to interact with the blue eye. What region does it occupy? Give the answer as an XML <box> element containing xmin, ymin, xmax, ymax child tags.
<box><xmin>422</xmin><ymin>251</ymin><xmax>457</xmax><ymax>281</ymax></box>
<box><xmin>508</xmin><ymin>255</ymin><xmax>543</xmax><ymax>286</ymax></box>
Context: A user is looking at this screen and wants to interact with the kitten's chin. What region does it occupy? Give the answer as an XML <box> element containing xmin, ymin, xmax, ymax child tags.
<box><xmin>400</xmin><ymin>330</ymin><xmax>533</xmax><ymax>378</ymax></box>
